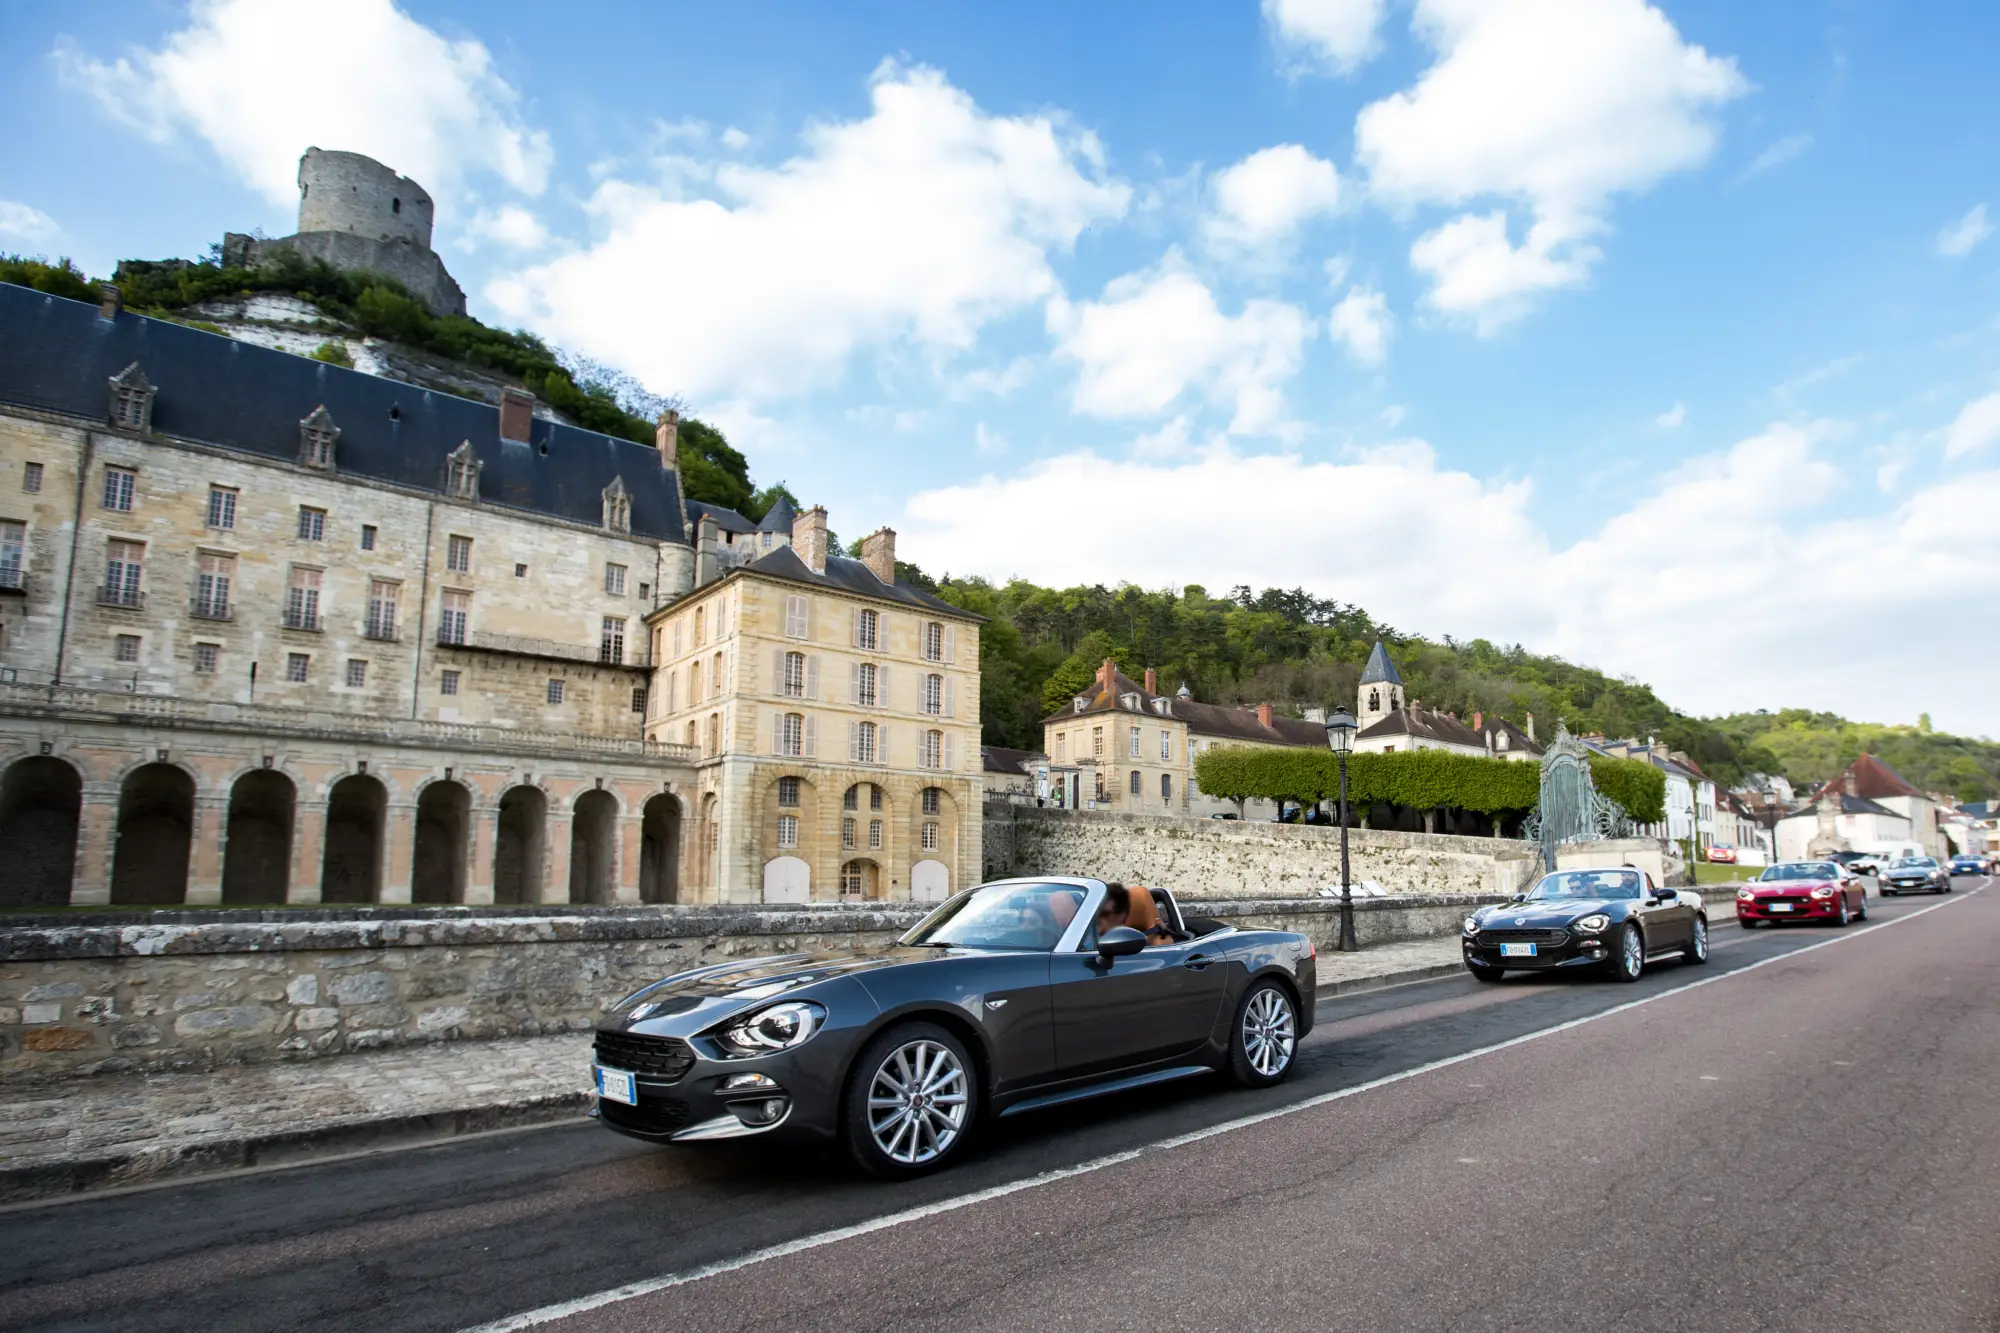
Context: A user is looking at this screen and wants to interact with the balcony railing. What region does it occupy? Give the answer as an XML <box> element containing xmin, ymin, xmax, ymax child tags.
<box><xmin>363</xmin><ymin>617</ymin><xmax>399</xmax><ymax>642</ymax></box>
<box><xmin>282</xmin><ymin>609</ymin><xmax>322</xmax><ymax>632</ymax></box>
<box><xmin>0</xmin><ymin>565</ymin><xmax>23</xmax><ymax>594</ymax></box>
<box><xmin>439</xmin><ymin>628</ymin><xmax>648</xmax><ymax>668</ymax></box>
<box><xmin>190</xmin><ymin>597</ymin><xmax>233</xmax><ymax>621</ymax></box>
<box><xmin>97</xmin><ymin>585</ymin><xmax>144</xmax><ymax>609</ymax></box>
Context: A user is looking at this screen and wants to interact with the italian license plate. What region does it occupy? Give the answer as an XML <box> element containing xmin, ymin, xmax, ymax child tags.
<box><xmin>1768</xmin><ymin>903</ymin><xmax>1793</xmax><ymax>912</ymax></box>
<box><xmin>1500</xmin><ymin>942</ymin><xmax>1537</xmax><ymax>957</ymax></box>
<box><xmin>595</xmin><ymin>1066</ymin><xmax>637</xmax><ymax>1106</ymax></box>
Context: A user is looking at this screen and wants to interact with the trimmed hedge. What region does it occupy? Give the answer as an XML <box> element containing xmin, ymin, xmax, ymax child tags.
<box><xmin>1192</xmin><ymin>745</ymin><xmax>1666</xmax><ymax>825</ymax></box>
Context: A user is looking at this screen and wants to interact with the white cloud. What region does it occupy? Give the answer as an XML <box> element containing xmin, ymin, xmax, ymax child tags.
<box><xmin>1943</xmin><ymin>392</ymin><xmax>2000</xmax><ymax>460</ymax></box>
<box><xmin>0</xmin><ymin>200</ymin><xmax>59</xmax><ymax>244</ymax></box>
<box><xmin>1738</xmin><ymin>133</ymin><xmax>1813</xmax><ymax>180</ymax></box>
<box><xmin>1356</xmin><ymin>0</ymin><xmax>1746</xmax><ymax>329</ymax></box>
<box><xmin>1937</xmin><ymin>204</ymin><xmax>1992</xmax><ymax>258</ymax></box>
<box><xmin>974</xmin><ymin>422</ymin><xmax>1008</xmax><ymax>457</ymax></box>
<box><xmin>1203</xmin><ymin>144</ymin><xmax>1343</xmax><ymax>252</ymax></box>
<box><xmin>902</xmin><ymin>426</ymin><xmax>2000</xmax><ymax>731</ymax></box>
<box><xmin>489</xmin><ymin>62</ymin><xmax>1128</xmax><ymax>403</ymax></box>
<box><xmin>1263</xmin><ymin>0</ymin><xmax>1388</xmax><ymax>76</ymax></box>
<box><xmin>1772</xmin><ymin>352</ymin><xmax>1862</xmax><ymax>402</ymax></box>
<box><xmin>1654</xmin><ymin>402</ymin><xmax>1685</xmax><ymax>429</ymax></box>
<box><xmin>1047</xmin><ymin>253</ymin><xmax>1314</xmax><ymax>434</ymax></box>
<box><xmin>720</xmin><ymin>126</ymin><xmax>752</xmax><ymax>151</ymax></box>
<box><xmin>54</xmin><ymin>0</ymin><xmax>551</xmax><ymax>209</ymax></box>
<box><xmin>466</xmin><ymin>204</ymin><xmax>550</xmax><ymax>251</ymax></box>
<box><xmin>1329</xmin><ymin>286</ymin><xmax>1392</xmax><ymax>366</ymax></box>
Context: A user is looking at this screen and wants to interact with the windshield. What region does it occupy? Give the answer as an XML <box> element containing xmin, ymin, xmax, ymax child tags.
<box><xmin>902</xmin><ymin>882</ymin><xmax>1087</xmax><ymax>950</ymax></box>
<box><xmin>1889</xmin><ymin>858</ymin><xmax>1935</xmax><ymax>870</ymax></box>
<box><xmin>1759</xmin><ymin>862</ymin><xmax>1836</xmax><ymax>881</ymax></box>
<box><xmin>1527</xmin><ymin>870</ymin><xmax>1643</xmax><ymax>901</ymax></box>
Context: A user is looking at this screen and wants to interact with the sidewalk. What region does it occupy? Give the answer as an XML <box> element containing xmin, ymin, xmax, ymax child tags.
<box><xmin>1</xmin><ymin>939</ymin><xmax>1466</xmax><ymax>1205</ymax></box>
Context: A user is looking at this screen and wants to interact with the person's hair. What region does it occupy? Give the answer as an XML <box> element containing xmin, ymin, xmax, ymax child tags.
<box><xmin>1101</xmin><ymin>883</ymin><xmax>1130</xmax><ymax>915</ymax></box>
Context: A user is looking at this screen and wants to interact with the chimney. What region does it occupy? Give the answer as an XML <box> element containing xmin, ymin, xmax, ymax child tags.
<box><xmin>1472</xmin><ymin>710</ymin><xmax>1483</xmax><ymax>731</ymax></box>
<box><xmin>99</xmin><ymin>284</ymin><xmax>121</xmax><ymax>321</ymax></box>
<box><xmin>1099</xmin><ymin>658</ymin><xmax>1117</xmax><ymax>689</ymax></box>
<box><xmin>792</xmin><ymin>505</ymin><xmax>829</xmax><ymax>574</ymax></box>
<box><xmin>499</xmin><ymin>387</ymin><xmax>535</xmax><ymax>444</ymax></box>
<box><xmin>1526</xmin><ymin>712</ymin><xmax>1535</xmax><ymax>742</ymax></box>
<box><xmin>655</xmin><ymin>409</ymin><xmax>680</xmax><ymax>468</ymax></box>
<box><xmin>859</xmin><ymin>526</ymin><xmax>897</xmax><ymax>585</ymax></box>
<box><xmin>1256</xmin><ymin>703</ymin><xmax>1274</xmax><ymax>729</ymax></box>
<box><xmin>1144</xmin><ymin>668</ymin><xmax>1158</xmax><ymax>696</ymax></box>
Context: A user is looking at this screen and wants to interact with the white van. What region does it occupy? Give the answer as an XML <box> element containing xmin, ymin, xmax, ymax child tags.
<box><xmin>1854</xmin><ymin>842</ymin><xmax>1924</xmax><ymax>874</ymax></box>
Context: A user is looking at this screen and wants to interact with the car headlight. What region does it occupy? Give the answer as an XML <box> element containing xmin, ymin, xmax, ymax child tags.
<box><xmin>1573</xmin><ymin>914</ymin><xmax>1610</xmax><ymax>934</ymax></box>
<box><xmin>1810</xmin><ymin>887</ymin><xmax>1834</xmax><ymax>899</ymax></box>
<box><xmin>1737</xmin><ymin>888</ymin><xmax>1755</xmax><ymax>900</ymax></box>
<box><xmin>1462</xmin><ymin>916</ymin><xmax>1481</xmax><ymax>935</ymax></box>
<box><xmin>714</xmin><ymin>1001</ymin><xmax>826</xmax><ymax>1058</ymax></box>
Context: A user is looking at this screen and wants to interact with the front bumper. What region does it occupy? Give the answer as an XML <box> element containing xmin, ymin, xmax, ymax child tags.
<box><xmin>1882</xmin><ymin>877</ymin><xmax>1940</xmax><ymax>894</ymax></box>
<box><xmin>1737</xmin><ymin>893</ymin><xmax>1841</xmax><ymax>921</ymax></box>
<box><xmin>590</xmin><ymin>1026</ymin><xmax>855</xmax><ymax>1147</ymax></box>
<box><xmin>1461</xmin><ymin>928</ymin><xmax>1615</xmax><ymax>972</ymax></box>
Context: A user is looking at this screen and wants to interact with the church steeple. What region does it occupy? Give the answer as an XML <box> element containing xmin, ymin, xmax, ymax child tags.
<box><xmin>1358</xmin><ymin>640</ymin><xmax>1404</xmax><ymax>726</ymax></box>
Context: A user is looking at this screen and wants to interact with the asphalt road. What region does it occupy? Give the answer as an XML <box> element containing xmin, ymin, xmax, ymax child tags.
<box><xmin>2</xmin><ymin>879</ymin><xmax>1994</xmax><ymax>1333</ymax></box>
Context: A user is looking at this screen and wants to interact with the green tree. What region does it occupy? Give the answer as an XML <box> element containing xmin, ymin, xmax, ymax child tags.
<box><xmin>1040</xmin><ymin>631</ymin><xmax>1120</xmax><ymax>718</ymax></box>
<box><xmin>676</xmin><ymin>417</ymin><xmax>754</xmax><ymax>511</ymax></box>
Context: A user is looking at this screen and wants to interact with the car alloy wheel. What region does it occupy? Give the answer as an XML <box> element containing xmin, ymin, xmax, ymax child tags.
<box><xmin>1227</xmin><ymin>980</ymin><xmax>1298</xmax><ymax>1087</ymax></box>
<box><xmin>1612</xmin><ymin>923</ymin><xmax>1644</xmax><ymax>983</ymax></box>
<box><xmin>844</xmin><ymin>1021</ymin><xmax>977</xmax><ymax>1178</ymax></box>
<box><xmin>1686</xmin><ymin>916</ymin><xmax>1709</xmax><ymax>965</ymax></box>
<box><xmin>1834</xmin><ymin>897</ymin><xmax>1851</xmax><ymax>928</ymax></box>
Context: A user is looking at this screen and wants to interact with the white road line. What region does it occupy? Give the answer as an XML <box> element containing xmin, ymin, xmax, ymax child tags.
<box><xmin>460</xmin><ymin>883</ymin><xmax>1987</xmax><ymax>1333</ymax></box>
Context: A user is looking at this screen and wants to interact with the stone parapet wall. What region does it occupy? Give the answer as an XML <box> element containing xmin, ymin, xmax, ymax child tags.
<box><xmin>0</xmin><ymin>892</ymin><xmax>1488</xmax><ymax>1082</ymax></box>
<box><xmin>988</xmin><ymin>807</ymin><xmax>1537</xmax><ymax>899</ymax></box>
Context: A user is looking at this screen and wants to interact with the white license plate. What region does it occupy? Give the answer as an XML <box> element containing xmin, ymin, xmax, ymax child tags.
<box><xmin>1768</xmin><ymin>903</ymin><xmax>1793</xmax><ymax>912</ymax></box>
<box><xmin>595</xmin><ymin>1066</ymin><xmax>637</xmax><ymax>1106</ymax></box>
<box><xmin>1500</xmin><ymin>942</ymin><xmax>1537</xmax><ymax>957</ymax></box>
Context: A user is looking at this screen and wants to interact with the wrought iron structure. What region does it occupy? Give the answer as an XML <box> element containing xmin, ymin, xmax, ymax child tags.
<box><xmin>1522</xmin><ymin>721</ymin><xmax>1633</xmax><ymax>870</ymax></box>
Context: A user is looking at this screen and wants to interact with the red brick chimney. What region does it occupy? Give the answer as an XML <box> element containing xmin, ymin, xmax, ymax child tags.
<box><xmin>1256</xmin><ymin>702</ymin><xmax>1274</xmax><ymax>729</ymax></box>
<box><xmin>1472</xmin><ymin>710</ymin><xmax>1484</xmax><ymax>731</ymax></box>
<box><xmin>859</xmin><ymin>527</ymin><xmax>897</xmax><ymax>585</ymax></box>
<box><xmin>655</xmin><ymin>409</ymin><xmax>680</xmax><ymax>468</ymax></box>
<box><xmin>499</xmin><ymin>387</ymin><xmax>535</xmax><ymax>443</ymax></box>
<box><xmin>1144</xmin><ymin>668</ymin><xmax>1158</xmax><ymax>696</ymax></box>
<box><xmin>1099</xmin><ymin>658</ymin><xmax>1117</xmax><ymax>689</ymax></box>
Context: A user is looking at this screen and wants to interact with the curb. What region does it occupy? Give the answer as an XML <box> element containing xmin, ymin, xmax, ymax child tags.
<box><xmin>1315</xmin><ymin>960</ymin><xmax>1465</xmax><ymax>998</ymax></box>
<box><xmin>0</xmin><ymin>1090</ymin><xmax>591</xmax><ymax>1207</ymax></box>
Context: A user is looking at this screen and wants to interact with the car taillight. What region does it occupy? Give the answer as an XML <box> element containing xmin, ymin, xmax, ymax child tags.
<box><xmin>1308</xmin><ymin>941</ymin><xmax>1318</xmax><ymax>961</ymax></box>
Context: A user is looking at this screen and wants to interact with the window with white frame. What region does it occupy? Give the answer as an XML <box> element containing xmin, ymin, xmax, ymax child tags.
<box><xmin>345</xmin><ymin>659</ymin><xmax>367</xmax><ymax>688</ymax></box>
<box><xmin>779</xmin><ymin>712</ymin><xmax>804</xmax><ymax>757</ymax></box>
<box><xmin>440</xmin><ymin>669</ymin><xmax>460</xmax><ymax>695</ymax></box>
<box><xmin>856</xmin><ymin>608</ymin><xmax>879</xmax><ymax>650</ymax></box>
<box><xmin>868</xmin><ymin>820</ymin><xmax>882</xmax><ymax>850</ymax></box>
<box><xmin>547</xmin><ymin>678</ymin><xmax>565</xmax><ymax>705</ymax></box>
<box><xmin>690</xmin><ymin>659</ymin><xmax>704</xmax><ymax>703</ymax></box>
<box><xmin>923</xmin><ymin>621</ymin><xmax>944</xmax><ymax>661</ymax></box>
<box><xmin>921</xmin><ymin>787</ymin><xmax>942</xmax><ymax>815</ymax></box>
<box><xmin>784</xmin><ymin>595</ymin><xmax>809</xmax><ymax>639</ymax></box>
<box><xmin>22</xmin><ymin>462</ymin><xmax>43</xmax><ymax>493</ymax></box>
<box><xmin>600</xmin><ymin>617</ymin><xmax>626</xmax><ymax>665</ymax></box>
<box><xmin>777</xmin><ymin>814</ymin><xmax>799</xmax><ymax>849</ymax></box>
<box><xmin>193</xmin><ymin>642</ymin><xmax>218</xmax><ymax>674</ymax></box>
<box><xmin>114</xmin><ymin>633</ymin><xmax>140</xmax><ymax>664</ymax></box>
<box><xmin>777</xmin><ymin>776</ymin><xmax>800</xmax><ymax>807</ymax></box>
<box><xmin>842</xmin><ymin>817</ymin><xmax>857</xmax><ymax>849</ymax></box>
<box><xmin>921</xmin><ymin>729</ymin><xmax>944</xmax><ymax>769</ymax></box>
<box><xmin>1160</xmin><ymin>731</ymin><xmax>1172</xmax><ymax>762</ymax></box>
<box><xmin>297</xmin><ymin>506</ymin><xmax>325</xmax><ymax>542</ymax></box>
<box><xmin>1129</xmin><ymin>726</ymin><xmax>1141</xmax><ymax>757</ymax></box>
<box><xmin>857</xmin><ymin>662</ymin><xmax>878</xmax><ymax>708</ymax></box>
<box><xmin>605</xmin><ymin>563</ymin><xmax>627</xmax><ymax>596</ymax></box>
<box><xmin>102</xmin><ymin>466</ymin><xmax>135</xmax><ymax>512</ymax></box>
<box><xmin>446</xmin><ymin>534</ymin><xmax>472</xmax><ymax>573</ymax></box>
<box><xmin>1129</xmin><ymin>770</ymin><xmax>1141</xmax><ymax>796</ymax></box>
<box><xmin>922</xmin><ymin>673</ymin><xmax>943</xmax><ymax>715</ymax></box>
<box><xmin>694</xmin><ymin>606</ymin><xmax>706</xmax><ymax>646</ymax></box>
<box><xmin>285</xmin><ymin>652</ymin><xmax>309</xmax><ymax>683</ymax></box>
<box><xmin>1055</xmin><ymin>732</ymin><xmax>1067</xmax><ymax>761</ymax></box>
<box><xmin>284</xmin><ymin>567</ymin><xmax>322</xmax><ymax>630</ymax></box>
<box><xmin>206</xmin><ymin>486</ymin><xmax>237</xmax><ymax>529</ymax></box>
<box><xmin>707</xmin><ymin>712</ymin><xmax>721</xmax><ymax>755</ymax></box>
<box><xmin>870</xmin><ymin>784</ymin><xmax>883</xmax><ymax>811</ymax></box>
<box><xmin>0</xmin><ymin>521</ymin><xmax>25</xmax><ymax>589</ymax></box>
<box><xmin>921</xmin><ymin>821</ymin><xmax>940</xmax><ymax>851</ymax></box>
<box><xmin>103</xmin><ymin>540</ymin><xmax>143</xmax><ymax>605</ymax></box>
<box><xmin>360</xmin><ymin>524</ymin><xmax>377</xmax><ymax>551</ymax></box>
<box><xmin>195</xmin><ymin>553</ymin><xmax>233</xmax><ymax>618</ymax></box>
<box><xmin>438</xmin><ymin>591</ymin><xmax>469</xmax><ymax>645</ymax></box>
<box><xmin>366</xmin><ymin>581</ymin><xmax>398</xmax><ymax>640</ymax></box>
<box><xmin>783</xmin><ymin>650</ymin><xmax>806</xmax><ymax>698</ymax></box>
<box><xmin>1161</xmin><ymin>773</ymin><xmax>1173</xmax><ymax>804</ymax></box>
<box><xmin>631</xmin><ymin>686</ymin><xmax>647</xmax><ymax>714</ymax></box>
<box><xmin>855</xmin><ymin>721</ymin><xmax>878</xmax><ymax>764</ymax></box>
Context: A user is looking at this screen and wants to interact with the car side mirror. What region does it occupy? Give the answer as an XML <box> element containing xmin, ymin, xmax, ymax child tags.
<box><xmin>1509</xmin><ymin>894</ymin><xmax>1526</xmax><ymax>903</ymax></box>
<box><xmin>1095</xmin><ymin>926</ymin><xmax>1146</xmax><ymax>962</ymax></box>
<box><xmin>1653</xmin><ymin>890</ymin><xmax>1677</xmax><ymax>904</ymax></box>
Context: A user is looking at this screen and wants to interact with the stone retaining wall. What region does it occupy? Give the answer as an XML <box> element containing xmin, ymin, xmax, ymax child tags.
<box><xmin>0</xmin><ymin>893</ymin><xmax>1486</xmax><ymax>1082</ymax></box>
<box><xmin>988</xmin><ymin>807</ymin><xmax>1538</xmax><ymax>899</ymax></box>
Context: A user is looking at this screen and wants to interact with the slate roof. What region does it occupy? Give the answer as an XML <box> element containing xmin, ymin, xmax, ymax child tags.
<box><xmin>687</xmin><ymin>499</ymin><xmax>756</xmax><ymax>536</ymax></box>
<box><xmin>1784</xmin><ymin>793</ymin><xmax>1904</xmax><ymax>820</ymax></box>
<box><xmin>0</xmin><ymin>283</ymin><xmax>688</xmax><ymax>543</ymax></box>
<box><xmin>1356</xmin><ymin>706</ymin><xmax>1486</xmax><ymax>749</ymax></box>
<box><xmin>981</xmin><ymin>745</ymin><xmax>1044</xmax><ymax>775</ymax></box>
<box><xmin>698</xmin><ymin>543</ymin><xmax>978</xmax><ymax>619</ymax></box>
<box><xmin>1043</xmin><ymin>666</ymin><xmax>1323</xmax><ymax>746</ymax></box>
<box><xmin>755</xmin><ymin>495</ymin><xmax>798</xmax><ymax>533</ymax></box>
<box><xmin>1360</xmin><ymin>640</ymin><xmax>1404</xmax><ymax>687</ymax></box>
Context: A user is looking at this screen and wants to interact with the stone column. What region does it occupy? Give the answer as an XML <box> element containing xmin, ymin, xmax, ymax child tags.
<box><xmin>543</xmin><ymin>809</ymin><xmax>574</xmax><ymax>903</ymax></box>
<box><xmin>185</xmin><ymin>793</ymin><xmax>228</xmax><ymax>905</ymax></box>
<box><xmin>289</xmin><ymin>800</ymin><xmax>325</xmax><ymax>903</ymax></box>
<box><xmin>614</xmin><ymin>813</ymin><xmax>642</xmax><ymax>905</ymax></box>
<box><xmin>380</xmin><ymin>800</ymin><xmax>416</xmax><ymax>904</ymax></box>
<box><xmin>71</xmin><ymin>783</ymin><xmax>118</xmax><ymax>906</ymax></box>
<box><xmin>465</xmin><ymin>805</ymin><xmax>498</xmax><ymax>905</ymax></box>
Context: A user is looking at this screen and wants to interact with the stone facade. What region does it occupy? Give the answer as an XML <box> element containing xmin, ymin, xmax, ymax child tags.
<box><xmin>985</xmin><ymin>806</ymin><xmax>1539</xmax><ymax>899</ymax></box>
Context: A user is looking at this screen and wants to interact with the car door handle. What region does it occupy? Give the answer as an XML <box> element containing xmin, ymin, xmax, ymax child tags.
<box><xmin>1182</xmin><ymin>954</ymin><xmax>1215</xmax><ymax>971</ymax></box>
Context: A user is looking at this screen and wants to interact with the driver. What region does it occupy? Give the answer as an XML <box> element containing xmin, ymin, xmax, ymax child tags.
<box><xmin>1097</xmin><ymin>883</ymin><xmax>1176</xmax><ymax>945</ymax></box>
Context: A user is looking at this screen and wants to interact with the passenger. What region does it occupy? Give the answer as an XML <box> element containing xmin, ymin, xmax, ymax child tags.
<box><xmin>1095</xmin><ymin>883</ymin><xmax>1133</xmax><ymax>936</ymax></box>
<box><xmin>1122</xmin><ymin>886</ymin><xmax>1178</xmax><ymax>945</ymax></box>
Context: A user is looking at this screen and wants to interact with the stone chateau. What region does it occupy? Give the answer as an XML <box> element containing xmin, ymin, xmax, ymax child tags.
<box><xmin>0</xmin><ymin>282</ymin><xmax>981</xmax><ymax>908</ymax></box>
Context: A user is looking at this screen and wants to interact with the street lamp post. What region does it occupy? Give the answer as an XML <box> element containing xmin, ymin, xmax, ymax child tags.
<box><xmin>1326</xmin><ymin>708</ymin><xmax>1358</xmax><ymax>952</ymax></box>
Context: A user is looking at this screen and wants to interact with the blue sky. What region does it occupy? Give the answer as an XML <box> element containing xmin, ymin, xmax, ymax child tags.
<box><xmin>4</xmin><ymin>1</ymin><xmax>1998</xmax><ymax>733</ymax></box>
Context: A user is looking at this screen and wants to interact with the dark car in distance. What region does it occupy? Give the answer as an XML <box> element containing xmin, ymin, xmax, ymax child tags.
<box><xmin>1462</xmin><ymin>866</ymin><xmax>1709</xmax><ymax>983</ymax></box>
<box><xmin>1737</xmin><ymin>861</ymin><xmax>1868</xmax><ymax>927</ymax></box>
<box><xmin>1881</xmin><ymin>857</ymin><xmax>1951</xmax><ymax>895</ymax></box>
<box><xmin>590</xmin><ymin>878</ymin><xmax>1317</xmax><ymax>1177</ymax></box>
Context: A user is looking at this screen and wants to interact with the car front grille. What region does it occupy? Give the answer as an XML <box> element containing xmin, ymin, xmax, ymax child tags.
<box><xmin>594</xmin><ymin>1031</ymin><xmax>696</xmax><ymax>1083</ymax></box>
<box><xmin>598</xmin><ymin>1097</ymin><xmax>694</xmax><ymax>1135</ymax></box>
<box><xmin>1476</xmin><ymin>928</ymin><xmax>1570</xmax><ymax>946</ymax></box>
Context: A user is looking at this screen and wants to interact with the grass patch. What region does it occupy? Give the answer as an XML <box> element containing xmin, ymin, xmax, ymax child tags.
<box><xmin>1692</xmin><ymin>862</ymin><xmax>1751</xmax><ymax>885</ymax></box>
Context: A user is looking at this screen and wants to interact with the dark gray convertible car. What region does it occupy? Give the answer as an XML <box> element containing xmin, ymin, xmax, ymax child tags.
<box><xmin>591</xmin><ymin>877</ymin><xmax>1317</xmax><ymax>1177</ymax></box>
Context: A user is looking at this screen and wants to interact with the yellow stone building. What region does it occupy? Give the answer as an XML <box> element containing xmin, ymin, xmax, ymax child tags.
<box><xmin>0</xmin><ymin>281</ymin><xmax>982</xmax><ymax>907</ymax></box>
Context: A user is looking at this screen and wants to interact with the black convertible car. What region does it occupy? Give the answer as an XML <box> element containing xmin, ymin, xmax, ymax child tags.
<box><xmin>1462</xmin><ymin>866</ymin><xmax>1709</xmax><ymax>982</ymax></box>
<box><xmin>591</xmin><ymin>878</ymin><xmax>1317</xmax><ymax>1177</ymax></box>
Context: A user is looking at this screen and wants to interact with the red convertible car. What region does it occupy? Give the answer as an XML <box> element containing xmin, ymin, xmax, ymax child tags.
<box><xmin>1737</xmin><ymin>860</ymin><xmax>1868</xmax><ymax>927</ymax></box>
<box><xmin>1706</xmin><ymin>845</ymin><xmax>1737</xmax><ymax>864</ymax></box>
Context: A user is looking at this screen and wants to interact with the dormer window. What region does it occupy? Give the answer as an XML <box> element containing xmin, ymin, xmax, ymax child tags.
<box><xmin>446</xmin><ymin>441</ymin><xmax>481</xmax><ymax>500</ymax></box>
<box><xmin>299</xmin><ymin>405</ymin><xmax>339</xmax><ymax>470</ymax></box>
<box><xmin>1073</xmin><ymin>698</ymin><xmax>1087</xmax><ymax>714</ymax></box>
<box><xmin>108</xmin><ymin>362</ymin><xmax>155</xmax><ymax>433</ymax></box>
<box><xmin>602</xmin><ymin>476</ymin><xmax>631</xmax><ymax>533</ymax></box>
<box><xmin>1153</xmin><ymin>699</ymin><xmax>1169</xmax><ymax>716</ymax></box>
<box><xmin>1121</xmin><ymin>693</ymin><xmax>1139</xmax><ymax>710</ymax></box>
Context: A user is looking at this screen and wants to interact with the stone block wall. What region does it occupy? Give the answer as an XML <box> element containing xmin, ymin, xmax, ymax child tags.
<box><xmin>986</xmin><ymin>806</ymin><xmax>1537</xmax><ymax>899</ymax></box>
